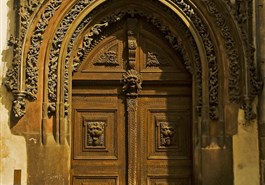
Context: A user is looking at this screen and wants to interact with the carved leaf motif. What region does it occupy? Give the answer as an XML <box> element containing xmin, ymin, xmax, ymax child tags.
<box><xmin>94</xmin><ymin>51</ymin><xmax>119</xmax><ymax>66</ymax></box>
<box><xmin>146</xmin><ymin>52</ymin><xmax>169</xmax><ymax>68</ymax></box>
<box><xmin>5</xmin><ymin>36</ymin><xmax>21</xmax><ymax>92</ymax></box>
<box><xmin>47</xmin><ymin>0</ymin><xmax>93</xmax><ymax>115</ymax></box>
<box><xmin>173</xmin><ymin>0</ymin><xmax>219</xmax><ymax>120</ymax></box>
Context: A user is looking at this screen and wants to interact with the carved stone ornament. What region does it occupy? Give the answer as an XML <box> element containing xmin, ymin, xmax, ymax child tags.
<box><xmin>159</xmin><ymin>122</ymin><xmax>176</xmax><ymax>147</ymax></box>
<box><xmin>26</xmin><ymin>0</ymin><xmax>62</xmax><ymax>101</ymax></box>
<box><xmin>234</xmin><ymin>0</ymin><xmax>263</xmax><ymax>121</ymax></box>
<box><xmin>5</xmin><ymin>36</ymin><xmax>21</xmax><ymax>92</ymax></box>
<box><xmin>4</xmin><ymin>0</ymin><xmax>62</xmax><ymax>118</ymax></box>
<box><xmin>93</xmin><ymin>51</ymin><xmax>119</xmax><ymax>66</ymax></box>
<box><xmin>6</xmin><ymin>0</ymin><xmax>261</xmax><ymax>125</ymax></box>
<box><xmin>12</xmin><ymin>92</ymin><xmax>26</xmax><ymax>118</ymax></box>
<box><xmin>122</xmin><ymin>70</ymin><xmax>143</xmax><ymax>96</ymax></box>
<box><xmin>202</xmin><ymin>0</ymin><xmax>263</xmax><ymax>121</ymax></box>
<box><xmin>173</xmin><ymin>0</ymin><xmax>219</xmax><ymax>120</ymax></box>
<box><xmin>84</xmin><ymin>121</ymin><xmax>105</xmax><ymax>147</ymax></box>
<box><xmin>146</xmin><ymin>52</ymin><xmax>169</xmax><ymax>68</ymax></box>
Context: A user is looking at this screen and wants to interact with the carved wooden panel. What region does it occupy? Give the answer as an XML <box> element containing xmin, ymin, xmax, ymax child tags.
<box><xmin>73</xmin><ymin>176</ymin><xmax>117</xmax><ymax>185</ymax></box>
<box><xmin>138</xmin><ymin>95</ymin><xmax>192</xmax><ymax>183</ymax></box>
<box><xmin>73</xmin><ymin>108</ymin><xmax>117</xmax><ymax>160</ymax></box>
<box><xmin>140</xmin><ymin>36</ymin><xmax>184</xmax><ymax>73</ymax></box>
<box><xmin>147</xmin><ymin>110</ymin><xmax>191</xmax><ymax>160</ymax></box>
<box><xmin>72</xmin><ymin>94</ymin><xmax>126</xmax><ymax>184</ymax></box>
<box><xmin>138</xmin><ymin>27</ymin><xmax>191</xmax><ymax>82</ymax></box>
<box><xmin>147</xmin><ymin>177</ymin><xmax>191</xmax><ymax>185</ymax></box>
<box><xmin>73</xmin><ymin>32</ymin><xmax>126</xmax><ymax>81</ymax></box>
<box><xmin>81</xmin><ymin>40</ymin><xmax>124</xmax><ymax>71</ymax></box>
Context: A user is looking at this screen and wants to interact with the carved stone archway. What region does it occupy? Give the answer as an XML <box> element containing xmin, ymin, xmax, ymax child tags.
<box><xmin>4</xmin><ymin>0</ymin><xmax>262</xmax><ymax>184</ymax></box>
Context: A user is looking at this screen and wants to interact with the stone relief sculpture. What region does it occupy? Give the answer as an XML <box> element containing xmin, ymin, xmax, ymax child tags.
<box><xmin>146</xmin><ymin>52</ymin><xmax>169</xmax><ymax>68</ymax></box>
<box><xmin>93</xmin><ymin>51</ymin><xmax>119</xmax><ymax>66</ymax></box>
<box><xmin>122</xmin><ymin>70</ymin><xmax>143</xmax><ymax>96</ymax></box>
<box><xmin>85</xmin><ymin>122</ymin><xmax>105</xmax><ymax>147</ymax></box>
<box><xmin>160</xmin><ymin>122</ymin><xmax>176</xmax><ymax>147</ymax></box>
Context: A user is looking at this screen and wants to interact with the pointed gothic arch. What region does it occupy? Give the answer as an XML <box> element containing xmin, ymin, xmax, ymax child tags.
<box><xmin>4</xmin><ymin>0</ymin><xmax>262</xmax><ymax>184</ymax></box>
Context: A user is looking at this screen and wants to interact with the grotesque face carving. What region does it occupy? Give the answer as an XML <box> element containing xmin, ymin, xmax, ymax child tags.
<box><xmin>122</xmin><ymin>69</ymin><xmax>142</xmax><ymax>95</ymax></box>
<box><xmin>87</xmin><ymin>122</ymin><xmax>105</xmax><ymax>146</ymax></box>
<box><xmin>160</xmin><ymin>122</ymin><xmax>176</xmax><ymax>147</ymax></box>
<box><xmin>88</xmin><ymin>124</ymin><xmax>104</xmax><ymax>137</ymax></box>
<box><xmin>127</xmin><ymin>75</ymin><xmax>138</xmax><ymax>89</ymax></box>
<box><xmin>161</xmin><ymin>124</ymin><xmax>175</xmax><ymax>137</ymax></box>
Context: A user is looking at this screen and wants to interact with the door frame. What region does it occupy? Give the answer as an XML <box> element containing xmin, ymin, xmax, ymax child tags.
<box><xmin>5</xmin><ymin>0</ymin><xmax>262</xmax><ymax>184</ymax></box>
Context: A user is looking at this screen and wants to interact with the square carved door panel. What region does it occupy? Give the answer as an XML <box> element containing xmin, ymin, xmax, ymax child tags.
<box><xmin>73</xmin><ymin>109</ymin><xmax>118</xmax><ymax>160</ymax></box>
<box><xmin>72</xmin><ymin>95</ymin><xmax>126</xmax><ymax>184</ymax></box>
<box><xmin>138</xmin><ymin>96</ymin><xmax>192</xmax><ymax>184</ymax></box>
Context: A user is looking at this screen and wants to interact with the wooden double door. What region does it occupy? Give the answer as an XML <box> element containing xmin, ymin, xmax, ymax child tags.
<box><xmin>71</xmin><ymin>19</ymin><xmax>193</xmax><ymax>185</ymax></box>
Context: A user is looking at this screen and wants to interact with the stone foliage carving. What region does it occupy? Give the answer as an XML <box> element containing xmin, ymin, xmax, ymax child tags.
<box><xmin>203</xmin><ymin>0</ymin><xmax>262</xmax><ymax>121</ymax></box>
<box><xmin>85</xmin><ymin>121</ymin><xmax>105</xmax><ymax>146</ymax></box>
<box><xmin>203</xmin><ymin>0</ymin><xmax>241</xmax><ymax>103</ymax></box>
<box><xmin>26</xmin><ymin>0</ymin><xmax>62</xmax><ymax>100</ymax></box>
<box><xmin>5</xmin><ymin>36</ymin><xmax>21</xmax><ymax>92</ymax></box>
<box><xmin>234</xmin><ymin>0</ymin><xmax>263</xmax><ymax>121</ymax></box>
<box><xmin>5</xmin><ymin>0</ymin><xmax>60</xmax><ymax>117</ymax></box>
<box><xmin>172</xmin><ymin>0</ymin><xmax>219</xmax><ymax>120</ymax></box>
<box><xmin>47</xmin><ymin>0</ymin><xmax>94</xmax><ymax>114</ymax></box>
<box><xmin>93</xmin><ymin>51</ymin><xmax>119</xmax><ymax>66</ymax></box>
<box><xmin>19</xmin><ymin>0</ymin><xmax>43</xmax><ymax>40</ymax></box>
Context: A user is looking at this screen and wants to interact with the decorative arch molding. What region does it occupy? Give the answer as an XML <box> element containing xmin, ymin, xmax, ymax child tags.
<box><xmin>4</xmin><ymin>0</ymin><xmax>262</xmax><ymax>135</ymax></box>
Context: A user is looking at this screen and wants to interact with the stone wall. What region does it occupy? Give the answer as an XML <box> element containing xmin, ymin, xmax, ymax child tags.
<box><xmin>0</xmin><ymin>0</ymin><xmax>27</xmax><ymax>184</ymax></box>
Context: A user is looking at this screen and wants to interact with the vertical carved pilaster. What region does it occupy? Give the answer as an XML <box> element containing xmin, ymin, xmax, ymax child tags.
<box><xmin>126</xmin><ymin>97</ymin><xmax>138</xmax><ymax>185</ymax></box>
<box><xmin>123</xmin><ymin>18</ymin><xmax>142</xmax><ymax>184</ymax></box>
<box><xmin>127</xmin><ymin>18</ymin><xmax>138</xmax><ymax>70</ymax></box>
<box><xmin>122</xmin><ymin>69</ymin><xmax>142</xmax><ymax>185</ymax></box>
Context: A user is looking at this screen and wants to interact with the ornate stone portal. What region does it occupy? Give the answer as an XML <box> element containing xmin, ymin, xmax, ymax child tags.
<box><xmin>3</xmin><ymin>0</ymin><xmax>263</xmax><ymax>185</ymax></box>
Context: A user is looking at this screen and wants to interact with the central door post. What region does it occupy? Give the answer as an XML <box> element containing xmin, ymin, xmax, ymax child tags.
<box><xmin>122</xmin><ymin>18</ymin><xmax>143</xmax><ymax>184</ymax></box>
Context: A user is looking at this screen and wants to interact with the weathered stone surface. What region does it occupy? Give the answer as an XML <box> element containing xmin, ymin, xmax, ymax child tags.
<box><xmin>0</xmin><ymin>1</ymin><xmax>27</xmax><ymax>184</ymax></box>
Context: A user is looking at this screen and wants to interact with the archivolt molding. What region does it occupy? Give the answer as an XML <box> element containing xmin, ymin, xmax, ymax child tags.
<box><xmin>4</xmin><ymin>0</ymin><xmax>62</xmax><ymax>117</ymax></box>
<box><xmin>201</xmin><ymin>0</ymin><xmax>263</xmax><ymax>121</ymax></box>
<box><xmin>234</xmin><ymin>0</ymin><xmax>263</xmax><ymax>120</ymax></box>
<box><xmin>5</xmin><ymin>0</ymin><xmax>262</xmax><ymax>125</ymax></box>
<box><xmin>47</xmin><ymin>0</ymin><xmax>96</xmax><ymax>114</ymax></box>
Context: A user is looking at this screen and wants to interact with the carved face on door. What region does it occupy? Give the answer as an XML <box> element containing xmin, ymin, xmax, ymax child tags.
<box><xmin>160</xmin><ymin>122</ymin><xmax>176</xmax><ymax>146</ymax></box>
<box><xmin>87</xmin><ymin>122</ymin><xmax>105</xmax><ymax>146</ymax></box>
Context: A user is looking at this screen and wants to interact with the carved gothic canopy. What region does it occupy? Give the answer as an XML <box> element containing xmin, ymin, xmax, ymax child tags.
<box><xmin>5</xmin><ymin>0</ymin><xmax>262</xmax><ymax>133</ymax></box>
